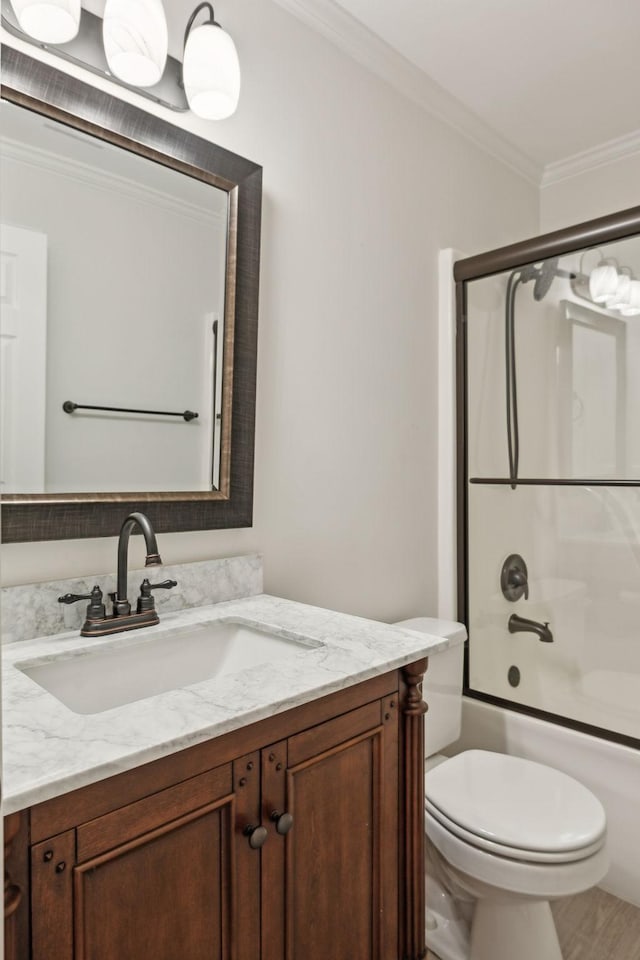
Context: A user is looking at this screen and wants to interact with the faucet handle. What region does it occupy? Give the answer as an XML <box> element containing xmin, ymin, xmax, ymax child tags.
<box><xmin>58</xmin><ymin>585</ymin><xmax>106</xmax><ymax>621</ymax></box>
<box><xmin>142</xmin><ymin>579</ymin><xmax>178</xmax><ymax>592</ymax></box>
<box><xmin>501</xmin><ymin>554</ymin><xmax>529</xmax><ymax>601</ymax></box>
<box><xmin>136</xmin><ymin>578</ymin><xmax>178</xmax><ymax>613</ymax></box>
<box><xmin>58</xmin><ymin>592</ymin><xmax>93</xmax><ymax>604</ymax></box>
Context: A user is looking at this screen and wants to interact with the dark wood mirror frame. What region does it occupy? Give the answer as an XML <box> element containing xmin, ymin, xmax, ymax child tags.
<box><xmin>0</xmin><ymin>46</ymin><xmax>262</xmax><ymax>543</ymax></box>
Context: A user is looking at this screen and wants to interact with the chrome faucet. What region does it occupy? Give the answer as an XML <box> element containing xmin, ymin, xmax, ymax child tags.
<box><xmin>58</xmin><ymin>512</ymin><xmax>177</xmax><ymax>637</ymax></box>
<box><xmin>508</xmin><ymin>613</ymin><xmax>553</xmax><ymax>643</ymax></box>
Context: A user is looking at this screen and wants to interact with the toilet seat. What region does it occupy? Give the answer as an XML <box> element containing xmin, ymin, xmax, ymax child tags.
<box><xmin>425</xmin><ymin>797</ymin><xmax>605</xmax><ymax>864</ymax></box>
<box><xmin>426</xmin><ymin>808</ymin><xmax>609</xmax><ymax>899</ymax></box>
<box><xmin>426</xmin><ymin>750</ymin><xmax>606</xmax><ymax>858</ymax></box>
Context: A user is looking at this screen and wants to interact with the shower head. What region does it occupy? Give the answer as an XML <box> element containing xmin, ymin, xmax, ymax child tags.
<box><xmin>533</xmin><ymin>258</ymin><xmax>560</xmax><ymax>300</ymax></box>
<box><xmin>518</xmin><ymin>258</ymin><xmax>576</xmax><ymax>301</ymax></box>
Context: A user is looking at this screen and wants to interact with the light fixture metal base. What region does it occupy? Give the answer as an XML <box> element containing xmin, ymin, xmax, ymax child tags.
<box><xmin>1</xmin><ymin>1</ymin><xmax>188</xmax><ymax>112</ymax></box>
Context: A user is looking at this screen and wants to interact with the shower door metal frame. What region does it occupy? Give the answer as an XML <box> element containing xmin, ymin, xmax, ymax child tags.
<box><xmin>454</xmin><ymin>202</ymin><xmax>640</xmax><ymax>751</ymax></box>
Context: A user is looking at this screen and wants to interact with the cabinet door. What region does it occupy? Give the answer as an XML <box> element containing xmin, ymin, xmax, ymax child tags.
<box><xmin>31</xmin><ymin>761</ymin><xmax>261</xmax><ymax>960</ymax></box>
<box><xmin>262</xmin><ymin>696</ymin><xmax>399</xmax><ymax>960</ymax></box>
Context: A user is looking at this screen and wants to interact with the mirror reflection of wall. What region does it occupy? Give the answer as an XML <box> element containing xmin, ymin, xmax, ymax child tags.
<box><xmin>0</xmin><ymin>100</ymin><xmax>228</xmax><ymax>494</ymax></box>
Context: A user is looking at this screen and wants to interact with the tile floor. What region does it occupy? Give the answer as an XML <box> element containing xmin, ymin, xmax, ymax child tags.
<box><xmin>427</xmin><ymin>886</ymin><xmax>640</xmax><ymax>960</ymax></box>
<box><xmin>551</xmin><ymin>886</ymin><xmax>640</xmax><ymax>960</ymax></box>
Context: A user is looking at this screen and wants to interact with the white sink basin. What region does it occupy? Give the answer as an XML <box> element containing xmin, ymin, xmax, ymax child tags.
<box><xmin>18</xmin><ymin>618</ymin><xmax>321</xmax><ymax>715</ymax></box>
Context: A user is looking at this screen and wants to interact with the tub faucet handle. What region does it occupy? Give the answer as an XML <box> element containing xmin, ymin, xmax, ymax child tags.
<box><xmin>501</xmin><ymin>554</ymin><xmax>529</xmax><ymax>601</ymax></box>
<box><xmin>509</xmin><ymin>570</ymin><xmax>529</xmax><ymax>599</ymax></box>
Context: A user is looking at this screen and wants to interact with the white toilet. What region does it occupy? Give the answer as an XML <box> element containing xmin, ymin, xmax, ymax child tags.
<box><xmin>395</xmin><ymin>617</ymin><xmax>609</xmax><ymax>960</ymax></box>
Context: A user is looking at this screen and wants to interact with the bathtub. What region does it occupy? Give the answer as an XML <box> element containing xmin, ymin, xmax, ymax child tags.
<box><xmin>448</xmin><ymin>696</ymin><xmax>640</xmax><ymax>908</ymax></box>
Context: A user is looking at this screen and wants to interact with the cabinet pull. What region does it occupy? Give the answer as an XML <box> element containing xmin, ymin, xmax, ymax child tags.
<box><xmin>270</xmin><ymin>811</ymin><xmax>294</xmax><ymax>836</ymax></box>
<box><xmin>243</xmin><ymin>824</ymin><xmax>268</xmax><ymax>849</ymax></box>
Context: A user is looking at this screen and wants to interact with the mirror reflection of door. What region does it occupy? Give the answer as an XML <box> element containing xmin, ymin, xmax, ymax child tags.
<box><xmin>0</xmin><ymin>223</ymin><xmax>47</xmax><ymax>493</ymax></box>
<box><xmin>558</xmin><ymin>301</ymin><xmax>626</xmax><ymax>479</ymax></box>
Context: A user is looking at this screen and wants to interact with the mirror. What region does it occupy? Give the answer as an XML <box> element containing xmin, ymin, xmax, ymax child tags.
<box><xmin>1</xmin><ymin>99</ymin><xmax>229</xmax><ymax>494</ymax></box>
<box><xmin>0</xmin><ymin>47</ymin><xmax>261</xmax><ymax>543</ymax></box>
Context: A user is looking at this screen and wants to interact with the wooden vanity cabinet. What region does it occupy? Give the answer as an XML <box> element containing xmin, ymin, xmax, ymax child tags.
<box><xmin>29</xmin><ymin>762</ymin><xmax>253</xmax><ymax>960</ymax></box>
<box><xmin>4</xmin><ymin>663</ymin><xmax>427</xmax><ymax>960</ymax></box>
<box><xmin>261</xmin><ymin>692</ymin><xmax>400</xmax><ymax>960</ymax></box>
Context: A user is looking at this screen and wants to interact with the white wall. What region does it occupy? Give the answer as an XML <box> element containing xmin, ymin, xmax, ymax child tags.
<box><xmin>541</xmin><ymin>152</ymin><xmax>640</xmax><ymax>234</ymax></box>
<box><xmin>0</xmin><ymin>0</ymin><xmax>538</xmax><ymax>622</ymax></box>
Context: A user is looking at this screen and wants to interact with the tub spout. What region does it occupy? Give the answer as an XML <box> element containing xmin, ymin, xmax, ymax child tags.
<box><xmin>508</xmin><ymin>613</ymin><xmax>553</xmax><ymax>643</ymax></box>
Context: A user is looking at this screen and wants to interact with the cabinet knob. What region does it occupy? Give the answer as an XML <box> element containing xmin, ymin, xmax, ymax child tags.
<box><xmin>243</xmin><ymin>824</ymin><xmax>268</xmax><ymax>849</ymax></box>
<box><xmin>270</xmin><ymin>811</ymin><xmax>294</xmax><ymax>836</ymax></box>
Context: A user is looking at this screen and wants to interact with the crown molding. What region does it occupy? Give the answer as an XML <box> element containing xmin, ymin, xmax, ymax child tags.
<box><xmin>542</xmin><ymin>128</ymin><xmax>640</xmax><ymax>188</ymax></box>
<box><xmin>271</xmin><ymin>0</ymin><xmax>541</xmax><ymax>185</ymax></box>
<box><xmin>0</xmin><ymin>137</ymin><xmax>226</xmax><ymax>228</ymax></box>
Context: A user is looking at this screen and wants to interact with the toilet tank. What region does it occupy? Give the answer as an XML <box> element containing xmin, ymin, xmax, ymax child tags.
<box><xmin>394</xmin><ymin>617</ymin><xmax>466</xmax><ymax>757</ymax></box>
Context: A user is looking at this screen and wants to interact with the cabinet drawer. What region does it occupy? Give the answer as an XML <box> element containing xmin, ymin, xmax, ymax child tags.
<box><xmin>288</xmin><ymin>699</ymin><xmax>385</xmax><ymax>766</ymax></box>
<box><xmin>77</xmin><ymin>764</ymin><xmax>232</xmax><ymax>861</ymax></box>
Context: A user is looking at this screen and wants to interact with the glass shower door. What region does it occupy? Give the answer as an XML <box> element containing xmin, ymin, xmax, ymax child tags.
<box><xmin>461</xmin><ymin>232</ymin><xmax>640</xmax><ymax>746</ymax></box>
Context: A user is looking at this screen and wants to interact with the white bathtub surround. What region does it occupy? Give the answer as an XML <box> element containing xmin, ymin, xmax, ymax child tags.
<box><xmin>2</xmin><ymin>594</ymin><xmax>448</xmax><ymax>814</ymax></box>
<box><xmin>0</xmin><ymin>553</ymin><xmax>263</xmax><ymax>644</ymax></box>
<box><xmin>451</xmin><ymin>696</ymin><xmax>640</xmax><ymax>909</ymax></box>
<box><xmin>467</xmin><ymin>482</ymin><xmax>640</xmax><ymax>744</ymax></box>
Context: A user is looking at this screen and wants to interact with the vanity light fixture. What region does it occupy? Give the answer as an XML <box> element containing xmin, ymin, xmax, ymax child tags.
<box><xmin>103</xmin><ymin>0</ymin><xmax>168</xmax><ymax>88</ymax></box>
<box><xmin>8</xmin><ymin>0</ymin><xmax>80</xmax><ymax>43</ymax></box>
<box><xmin>573</xmin><ymin>254</ymin><xmax>640</xmax><ymax>317</ymax></box>
<box><xmin>1</xmin><ymin>0</ymin><xmax>242</xmax><ymax>119</ymax></box>
<box><xmin>183</xmin><ymin>2</ymin><xmax>241</xmax><ymax>120</ymax></box>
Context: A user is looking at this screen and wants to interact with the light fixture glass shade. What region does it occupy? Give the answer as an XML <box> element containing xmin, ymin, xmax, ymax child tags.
<box><xmin>183</xmin><ymin>22</ymin><xmax>241</xmax><ymax>120</ymax></box>
<box><xmin>606</xmin><ymin>273</ymin><xmax>632</xmax><ymax>309</ymax></box>
<box><xmin>10</xmin><ymin>0</ymin><xmax>80</xmax><ymax>43</ymax></box>
<box><xmin>619</xmin><ymin>279</ymin><xmax>640</xmax><ymax>315</ymax></box>
<box><xmin>103</xmin><ymin>0</ymin><xmax>169</xmax><ymax>88</ymax></box>
<box><xmin>589</xmin><ymin>264</ymin><xmax>618</xmax><ymax>304</ymax></box>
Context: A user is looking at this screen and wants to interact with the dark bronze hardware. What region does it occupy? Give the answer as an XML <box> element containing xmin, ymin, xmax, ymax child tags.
<box><xmin>55</xmin><ymin>862</ymin><xmax>66</xmax><ymax>873</ymax></box>
<box><xmin>58</xmin><ymin>585</ymin><xmax>106</xmax><ymax>621</ymax></box>
<box><xmin>501</xmin><ymin>554</ymin><xmax>529</xmax><ymax>602</ymax></box>
<box><xmin>210</xmin><ymin>317</ymin><xmax>219</xmax><ymax>487</ymax></box>
<box><xmin>58</xmin><ymin>592</ymin><xmax>92</xmax><ymax>604</ymax></box>
<box><xmin>115</xmin><ymin>513</ymin><xmax>162</xmax><ymax>614</ymax></box>
<box><xmin>270</xmin><ymin>811</ymin><xmax>293</xmax><ymax>836</ymax></box>
<box><xmin>43</xmin><ymin>850</ymin><xmax>53</xmax><ymax>862</ymax></box>
<box><xmin>136</xmin><ymin>578</ymin><xmax>178</xmax><ymax>613</ymax></box>
<box><xmin>63</xmin><ymin>400</ymin><xmax>198</xmax><ymax>422</ymax></box>
<box><xmin>243</xmin><ymin>825</ymin><xmax>268</xmax><ymax>849</ymax></box>
<box><xmin>471</xmin><ymin>477</ymin><xmax>640</xmax><ymax>486</ymax></box>
<box><xmin>58</xmin><ymin>513</ymin><xmax>177</xmax><ymax>637</ymax></box>
<box><xmin>508</xmin><ymin>613</ymin><xmax>553</xmax><ymax>643</ymax></box>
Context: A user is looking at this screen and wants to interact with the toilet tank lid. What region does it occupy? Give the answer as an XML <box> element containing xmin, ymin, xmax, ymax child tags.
<box><xmin>394</xmin><ymin>617</ymin><xmax>466</xmax><ymax>645</ymax></box>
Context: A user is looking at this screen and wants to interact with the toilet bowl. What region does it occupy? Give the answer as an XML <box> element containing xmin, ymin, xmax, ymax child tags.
<box><xmin>394</xmin><ymin>617</ymin><xmax>609</xmax><ymax>960</ymax></box>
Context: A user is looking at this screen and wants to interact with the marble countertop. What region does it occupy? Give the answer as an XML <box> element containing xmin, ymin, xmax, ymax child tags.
<box><xmin>2</xmin><ymin>594</ymin><xmax>446</xmax><ymax>814</ymax></box>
